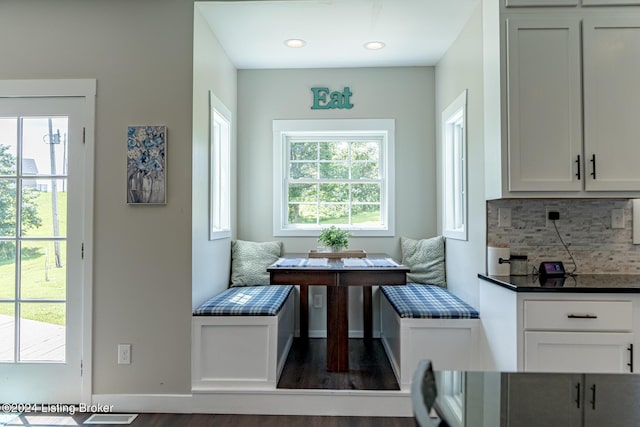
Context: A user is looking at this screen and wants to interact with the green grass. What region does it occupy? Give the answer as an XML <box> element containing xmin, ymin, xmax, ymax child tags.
<box><xmin>0</xmin><ymin>190</ymin><xmax>67</xmax><ymax>325</ymax></box>
<box><xmin>319</xmin><ymin>210</ymin><xmax>380</xmax><ymax>225</ymax></box>
<box><xmin>290</xmin><ymin>207</ymin><xmax>381</xmax><ymax>225</ymax></box>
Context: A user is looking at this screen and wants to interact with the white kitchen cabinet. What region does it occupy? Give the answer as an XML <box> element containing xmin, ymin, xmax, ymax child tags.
<box><xmin>583</xmin><ymin>17</ymin><xmax>640</xmax><ymax>191</ymax></box>
<box><xmin>524</xmin><ymin>331</ymin><xmax>634</xmax><ymax>372</ymax></box>
<box><xmin>489</xmin><ymin>7</ymin><xmax>640</xmax><ymax>197</ymax></box>
<box><xmin>523</xmin><ymin>299</ymin><xmax>635</xmax><ymax>372</ymax></box>
<box><xmin>506</xmin><ymin>18</ymin><xmax>582</xmax><ymax>191</ymax></box>
<box><xmin>506</xmin><ymin>15</ymin><xmax>640</xmax><ymax>193</ymax></box>
<box><xmin>479</xmin><ymin>279</ymin><xmax>640</xmax><ymax>373</ymax></box>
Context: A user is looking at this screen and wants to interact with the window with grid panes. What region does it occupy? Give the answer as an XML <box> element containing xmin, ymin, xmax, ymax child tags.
<box><xmin>273</xmin><ymin>119</ymin><xmax>395</xmax><ymax>237</ymax></box>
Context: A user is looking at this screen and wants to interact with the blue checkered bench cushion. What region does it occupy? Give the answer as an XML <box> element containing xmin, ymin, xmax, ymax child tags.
<box><xmin>194</xmin><ymin>285</ymin><xmax>294</xmax><ymax>316</ymax></box>
<box><xmin>380</xmin><ymin>284</ymin><xmax>479</xmax><ymax>319</ymax></box>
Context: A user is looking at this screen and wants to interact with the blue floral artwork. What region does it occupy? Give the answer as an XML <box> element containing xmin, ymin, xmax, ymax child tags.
<box><xmin>127</xmin><ymin>125</ymin><xmax>166</xmax><ymax>204</ymax></box>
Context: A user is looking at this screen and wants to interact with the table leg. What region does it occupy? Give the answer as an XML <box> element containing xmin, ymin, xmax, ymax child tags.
<box><xmin>363</xmin><ymin>286</ymin><xmax>372</xmax><ymax>341</ymax></box>
<box><xmin>299</xmin><ymin>285</ymin><xmax>309</xmax><ymax>339</ymax></box>
<box><xmin>327</xmin><ymin>286</ymin><xmax>349</xmax><ymax>372</ymax></box>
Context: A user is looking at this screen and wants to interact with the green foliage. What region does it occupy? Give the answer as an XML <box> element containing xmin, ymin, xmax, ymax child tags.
<box><xmin>317</xmin><ymin>225</ymin><xmax>352</xmax><ymax>250</ymax></box>
<box><xmin>287</xmin><ymin>140</ymin><xmax>383</xmax><ymax>227</ymax></box>
<box><xmin>0</xmin><ymin>145</ymin><xmax>43</xmax><ymax>262</ymax></box>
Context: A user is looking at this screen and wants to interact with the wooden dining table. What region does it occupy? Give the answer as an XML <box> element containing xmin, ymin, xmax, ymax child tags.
<box><xmin>267</xmin><ymin>254</ymin><xmax>409</xmax><ymax>372</ymax></box>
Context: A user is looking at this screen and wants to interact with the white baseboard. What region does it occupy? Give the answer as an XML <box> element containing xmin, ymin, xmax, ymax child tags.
<box><xmin>93</xmin><ymin>389</ymin><xmax>412</xmax><ymax>417</ymax></box>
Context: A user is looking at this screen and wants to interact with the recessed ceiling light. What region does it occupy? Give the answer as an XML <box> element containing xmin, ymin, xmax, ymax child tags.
<box><xmin>364</xmin><ymin>41</ymin><xmax>386</xmax><ymax>50</ymax></box>
<box><xmin>284</xmin><ymin>39</ymin><xmax>306</xmax><ymax>48</ymax></box>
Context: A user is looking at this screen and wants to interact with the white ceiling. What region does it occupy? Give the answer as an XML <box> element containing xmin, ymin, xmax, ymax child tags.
<box><xmin>198</xmin><ymin>0</ymin><xmax>480</xmax><ymax>69</ymax></box>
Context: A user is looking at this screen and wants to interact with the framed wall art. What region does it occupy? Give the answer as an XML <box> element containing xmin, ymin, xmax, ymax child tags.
<box><xmin>127</xmin><ymin>125</ymin><xmax>167</xmax><ymax>204</ymax></box>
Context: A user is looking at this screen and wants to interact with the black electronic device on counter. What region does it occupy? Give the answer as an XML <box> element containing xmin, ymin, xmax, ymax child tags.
<box><xmin>538</xmin><ymin>261</ymin><xmax>566</xmax><ymax>277</ymax></box>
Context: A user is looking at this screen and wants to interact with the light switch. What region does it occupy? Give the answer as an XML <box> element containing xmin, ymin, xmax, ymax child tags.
<box><xmin>612</xmin><ymin>209</ymin><xmax>624</xmax><ymax>229</ymax></box>
<box><xmin>313</xmin><ymin>294</ymin><xmax>322</xmax><ymax>308</ymax></box>
<box><xmin>498</xmin><ymin>208</ymin><xmax>512</xmax><ymax>228</ymax></box>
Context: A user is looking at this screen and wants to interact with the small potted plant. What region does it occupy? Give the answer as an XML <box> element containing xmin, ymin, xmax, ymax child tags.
<box><xmin>318</xmin><ymin>226</ymin><xmax>352</xmax><ymax>253</ymax></box>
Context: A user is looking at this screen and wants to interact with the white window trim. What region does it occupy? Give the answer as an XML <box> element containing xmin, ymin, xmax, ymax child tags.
<box><xmin>209</xmin><ymin>92</ymin><xmax>231</xmax><ymax>240</ymax></box>
<box><xmin>442</xmin><ymin>90</ymin><xmax>468</xmax><ymax>241</ymax></box>
<box><xmin>273</xmin><ymin>119</ymin><xmax>395</xmax><ymax>237</ymax></box>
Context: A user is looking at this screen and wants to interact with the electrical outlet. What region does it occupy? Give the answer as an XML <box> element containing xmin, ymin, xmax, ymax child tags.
<box><xmin>118</xmin><ymin>344</ymin><xmax>131</xmax><ymax>365</ymax></box>
<box><xmin>612</xmin><ymin>209</ymin><xmax>625</xmax><ymax>229</ymax></box>
<box><xmin>546</xmin><ymin>208</ymin><xmax>560</xmax><ymax>228</ymax></box>
<box><xmin>313</xmin><ymin>294</ymin><xmax>322</xmax><ymax>308</ymax></box>
<box><xmin>498</xmin><ymin>208</ymin><xmax>512</xmax><ymax>227</ymax></box>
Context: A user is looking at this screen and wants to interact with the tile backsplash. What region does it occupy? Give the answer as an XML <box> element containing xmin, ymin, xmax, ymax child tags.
<box><xmin>487</xmin><ymin>199</ymin><xmax>640</xmax><ymax>274</ymax></box>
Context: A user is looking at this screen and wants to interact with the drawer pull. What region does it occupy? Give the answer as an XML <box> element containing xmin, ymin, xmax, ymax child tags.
<box><xmin>629</xmin><ymin>344</ymin><xmax>634</xmax><ymax>373</ymax></box>
<box><xmin>575</xmin><ymin>383</ymin><xmax>581</xmax><ymax>409</ymax></box>
<box><xmin>567</xmin><ymin>314</ymin><xmax>598</xmax><ymax>319</ymax></box>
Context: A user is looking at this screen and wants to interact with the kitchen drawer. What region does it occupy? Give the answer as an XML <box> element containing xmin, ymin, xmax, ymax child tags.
<box><xmin>524</xmin><ymin>300</ymin><xmax>633</xmax><ymax>331</ymax></box>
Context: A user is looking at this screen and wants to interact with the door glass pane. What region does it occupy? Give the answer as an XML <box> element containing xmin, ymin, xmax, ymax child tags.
<box><xmin>21</xmin><ymin>178</ymin><xmax>67</xmax><ymax>237</ymax></box>
<box><xmin>0</xmin><ymin>178</ymin><xmax>17</xmax><ymax>237</ymax></box>
<box><xmin>0</xmin><ymin>118</ymin><xmax>18</xmax><ymax>174</ymax></box>
<box><xmin>0</xmin><ymin>241</ymin><xmax>15</xmax><ymax>299</ymax></box>
<box><xmin>21</xmin><ymin>117</ymin><xmax>68</xmax><ymax>177</ymax></box>
<box><xmin>20</xmin><ymin>241</ymin><xmax>66</xmax><ymax>300</ymax></box>
<box><xmin>0</xmin><ymin>302</ymin><xmax>14</xmax><ymax>362</ymax></box>
<box><xmin>19</xmin><ymin>302</ymin><xmax>65</xmax><ymax>362</ymax></box>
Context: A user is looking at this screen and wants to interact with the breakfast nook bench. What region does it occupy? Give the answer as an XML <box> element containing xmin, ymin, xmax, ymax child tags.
<box><xmin>380</xmin><ymin>283</ymin><xmax>480</xmax><ymax>390</ymax></box>
<box><xmin>192</xmin><ymin>284</ymin><xmax>295</xmax><ymax>390</ymax></box>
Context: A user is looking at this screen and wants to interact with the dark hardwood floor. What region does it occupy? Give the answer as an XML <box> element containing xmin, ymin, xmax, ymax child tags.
<box><xmin>277</xmin><ymin>338</ymin><xmax>399</xmax><ymax>390</ymax></box>
<box><xmin>6</xmin><ymin>412</ymin><xmax>415</xmax><ymax>426</ymax></box>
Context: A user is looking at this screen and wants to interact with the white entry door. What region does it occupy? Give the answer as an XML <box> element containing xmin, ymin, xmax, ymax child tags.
<box><xmin>0</xmin><ymin>83</ymin><xmax>93</xmax><ymax>403</ymax></box>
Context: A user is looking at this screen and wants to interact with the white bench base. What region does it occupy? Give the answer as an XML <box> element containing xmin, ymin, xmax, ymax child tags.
<box><xmin>192</xmin><ymin>289</ymin><xmax>294</xmax><ymax>391</ymax></box>
<box><xmin>380</xmin><ymin>291</ymin><xmax>480</xmax><ymax>390</ymax></box>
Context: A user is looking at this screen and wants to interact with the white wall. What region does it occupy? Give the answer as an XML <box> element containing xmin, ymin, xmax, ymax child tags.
<box><xmin>192</xmin><ymin>5</ymin><xmax>238</xmax><ymax>311</ymax></box>
<box><xmin>0</xmin><ymin>0</ymin><xmax>194</xmax><ymax>394</ymax></box>
<box><xmin>435</xmin><ymin>4</ymin><xmax>485</xmax><ymax>308</ymax></box>
<box><xmin>237</xmin><ymin>67</ymin><xmax>437</xmax><ymax>335</ymax></box>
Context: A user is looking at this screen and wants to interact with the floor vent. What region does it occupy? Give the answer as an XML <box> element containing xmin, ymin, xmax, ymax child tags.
<box><xmin>84</xmin><ymin>414</ymin><xmax>138</xmax><ymax>425</ymax></box>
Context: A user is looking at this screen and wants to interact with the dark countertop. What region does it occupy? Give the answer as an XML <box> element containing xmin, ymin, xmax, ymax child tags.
<box><xmin>478</xmin><ymin>273</ymin><xmax>640</xmax><ymax>293</ymax></box>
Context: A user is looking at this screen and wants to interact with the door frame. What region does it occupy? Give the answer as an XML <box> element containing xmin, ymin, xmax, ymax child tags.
<box><xmin>0</xmin><ymin>79</ymin><xmax>95</xmax><ymax>402</ymax></box>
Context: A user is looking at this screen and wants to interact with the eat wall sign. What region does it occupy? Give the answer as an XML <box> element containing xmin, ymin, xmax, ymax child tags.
<box><xmin>311</xmin><ymin>87</ymin><xmax>353</xmax><ymax>110</ymax></box>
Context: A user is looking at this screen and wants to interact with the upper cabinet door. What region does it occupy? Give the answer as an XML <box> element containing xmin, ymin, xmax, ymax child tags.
<box><xmin>583</xmin><ymin>18</ymin><xmax>640</xmax><ymax>191</ymax></box>
<box><xmin>506</xmin><ymin>18</ymin><xmax>583</xmax><ymax>191</ymax></box>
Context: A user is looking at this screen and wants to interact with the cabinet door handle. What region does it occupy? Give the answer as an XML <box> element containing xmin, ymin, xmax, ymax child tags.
<box><xmin>567</xmin><ymin>314</ymin><xmax>598</xmax><ymax>319</ymax></box>
<box><xmin>575</xmin><ymin>155</ymin><xmax>581</xmax><ymax>180</ymax></box>
<box><xmin>590</xmin><ymin>154</ymin><xmax>596</xmax><ymax>179</ymax></box>
<box><xmin>629</xmin><ymin>343</ymin><xmax>634</xmax><ymax>373</ymax></box>
<box><xmin>590</xmin><ymin>384</ymin><xmax>597</xmax><ymax>410</ymax></box>
<box><xmin>575</xmin><ymin>383</ymin><xmax>581</xmax><ymax>409</ymax></box>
